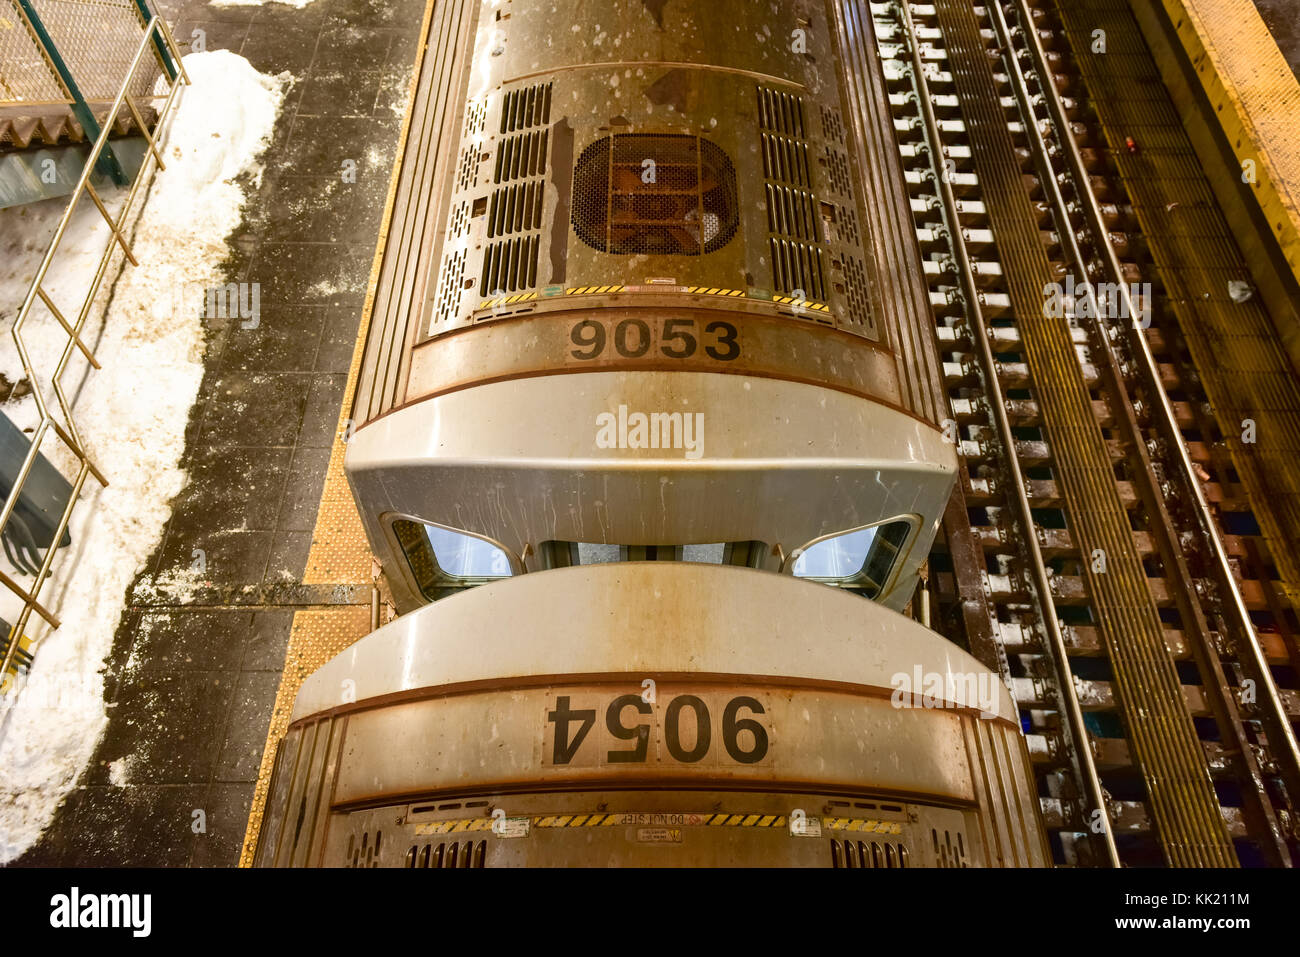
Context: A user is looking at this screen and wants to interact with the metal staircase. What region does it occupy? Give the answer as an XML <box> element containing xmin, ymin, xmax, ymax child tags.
<box><xmin>0</xmin><ymin>0</ymin><xmax>173</xmax><ymax>209</ymax></box>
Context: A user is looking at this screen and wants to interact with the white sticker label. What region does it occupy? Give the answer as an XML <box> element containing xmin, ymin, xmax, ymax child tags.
<box><xmin>789</xmin><ymin>815</ymin><xmax>823</xmax><ymax>838</ymax></box>
<box><xmin>493</xmin><ymin>816</ymin><xmax>531</xmax><ymax>839</ymax></box>
<box><xmin>635</xmin><ymin>827</ymin><xmax>683</xmax><ymax>843</ymax></box>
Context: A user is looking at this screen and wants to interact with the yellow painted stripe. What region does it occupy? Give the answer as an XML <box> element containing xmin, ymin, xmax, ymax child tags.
<box><xmin>458</xmin><ymin>810</ymin><xmax>806</xmax><ymax>830</ymax></box>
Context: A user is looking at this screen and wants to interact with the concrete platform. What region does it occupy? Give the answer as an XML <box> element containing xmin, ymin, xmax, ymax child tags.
<box><xmin>12</xmin><ymin>0</ymin><xmax>424</xmax><ymax>867</ymax></box>
<box><xmin>1153</xmin><ymin>0</ymin><xmax>1300</xmax><ymax>290</ymax></box>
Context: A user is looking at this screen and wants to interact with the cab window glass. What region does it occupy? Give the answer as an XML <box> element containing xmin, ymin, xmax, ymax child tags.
<box><xmin>791</xmin><ymin>520</ymin><xmax>912</xmax><ymax>598</ymax></box>
<box><xmin>394</xmin><ymin>519</ymin><xmax>511</xmax><ymax>600</ymax></box>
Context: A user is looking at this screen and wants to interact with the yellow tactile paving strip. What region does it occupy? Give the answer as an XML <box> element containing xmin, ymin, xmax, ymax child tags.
<box><xmin>1162</xmin><ymin>0</ymin><xmax>1300</xmax><ymax>285</ymax></box>
<box><xmin>237</xmin><ymin>0</ymin><xmax>438</xmax><ymax>868</ymax></box>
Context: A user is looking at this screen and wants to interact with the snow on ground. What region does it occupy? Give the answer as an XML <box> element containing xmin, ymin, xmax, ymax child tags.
<box><xmin>0</xmin><ymin>50</ymin><xmax>290</xmax><ymax>863</ymax></box>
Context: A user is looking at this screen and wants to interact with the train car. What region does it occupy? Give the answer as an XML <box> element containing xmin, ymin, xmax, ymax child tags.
<box><xmin>252</xmin><ymin>0</ymin><xmax>1050</xmax><ymax>866</ymax></box>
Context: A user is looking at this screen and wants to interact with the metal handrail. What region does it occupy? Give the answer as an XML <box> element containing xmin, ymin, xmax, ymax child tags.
<box><xmin>0</xmin><ymin>5</ymin><xmax>189</xmax><ymax>684</ymax></box>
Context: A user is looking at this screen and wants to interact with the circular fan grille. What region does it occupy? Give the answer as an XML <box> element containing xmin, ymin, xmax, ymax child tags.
<box><xmin>572</xmin><ymin>133</ymin><xmax>739</xmax><ymax>255</ymax></box>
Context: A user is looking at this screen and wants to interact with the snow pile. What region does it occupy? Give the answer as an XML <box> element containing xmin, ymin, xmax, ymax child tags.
<box><xmin>0</xmin><ymin>50</ymin><xmax>289</xmax><ymax>863</ymax></box>
<box><xmin>0</xmin><ymin>200</ymin><xmax>119</xmax><ymax>389</ymax></box>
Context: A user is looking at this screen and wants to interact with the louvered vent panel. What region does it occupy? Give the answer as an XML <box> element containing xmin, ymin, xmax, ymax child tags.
<box><xmin>758</xmin><ymin>86</ymin><xmax>826</xmax><ymax>302</ymax></box>
<box><xmin>487</xmin><ymin>181</ymin><xmax>544</xmax><ymax>238</ymax></box>
<box><xmin>456</xmin><ymin>145</ymin><xmax>478</xmax><ymax>191</ymax></box>
<box><xmin>448</xmin><ymin>200</ymin><xmax>470</xmax><ymax>240</ymax></box>
<box><xmin>829</xmin><ymin>839</ymin><xmax>911</xmax><ymax>868</ymax></box>
<box><xmin>821</xmin><ymin>104</ymin><xmax>846</xmax><ymax>144</ymax></box>
<box><xmin>404</xmin><ymin>840</ymin><xmax>488</xmax><ymax>868</ymax></box>
<box><xmin>842</xmin><ymin>254</ymin><xmax>871</xmax><ymax>331</ymax></box>
<box><xmin>501</xmin><ymin>83</ymin><xmax>552</xmax><ymax>133</ymax></box>
<box><xmin>825</xmin><ymin>147</ymin><xmax>853</xmax><ymax>197</ymax></box>
<box><xmin>465</xmin><ymin>98</ymin><xmax>488</xmax><ymax>140</ymax></box>
<box><xmin>838</xmin><ymin>206</ymin><xmax>861</xmax><ymax>247</ymax></box>
<box><xmin>934</xmin><ymin>828</ymin><xmax>969</xmax><ymax>868</ymax></box>
<box><xmin>344</xmin><ymin>829</ymin><xmax>384</xmax><ymax>868</ymax></box>
<box><xmin>479</xmin><ymin>82</ymin><xmax>552</xmax><ymax>301</ymax></box>
<box><xmin>481</xmin><ymin>236</ymin><xmax>540</xmax><ymax>295</ymax></box>
<box><xmin>818</xmin><ymin>104</ymin><xmax>873</xmax><ymax>335</ymax></box>
<box><xmin>435</xmin><ymin>248</ymin><xmax>466</xmax><ymax>324</ymax></box>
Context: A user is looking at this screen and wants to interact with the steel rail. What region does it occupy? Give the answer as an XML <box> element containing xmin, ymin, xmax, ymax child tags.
<box><xmin>998</xmin><ymin>0</ymin><xmax>1300</xmax><ymax>840</ymax></box>
<box><xmin>894</xmin><ymin>0</ymin><xmax>1120</xmax><ymax>867</ymax></box>
<box><xmin>984</xmin><ymin>0</ymin><xmax>1246</xmax><ymax>866</ymax></box>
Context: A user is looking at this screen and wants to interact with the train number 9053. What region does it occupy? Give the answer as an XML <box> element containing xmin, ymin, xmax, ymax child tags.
<box><xmin>569</xmin><ymin>318</ymin><xmax>740</xmax><ymax>362</ymax></box>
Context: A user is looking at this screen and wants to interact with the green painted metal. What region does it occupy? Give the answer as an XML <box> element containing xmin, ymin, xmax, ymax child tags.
<box><xmin>131</xmin><ymin>0</ymin><xmax>178</xmax><ymax>81</ymax></box>
<box><xmin>0</xmin><ymin>137</ymin><xmax>148</xmax><ymax>209</ymax></box>
<box><xmin>12</xmin><ymin>0</ymin><xmax>129</xmax><ymax>186</ymax></box>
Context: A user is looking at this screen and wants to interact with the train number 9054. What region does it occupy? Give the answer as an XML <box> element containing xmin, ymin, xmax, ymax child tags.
<box><xmin>544</xmin><ymin>692</ymin><xmax>770</xmax><ymax>767</ymax></box>
<box><xmin>569</xmin><ymin>318</ymin><xmax>740</xmax><ymax>362</ymax></box>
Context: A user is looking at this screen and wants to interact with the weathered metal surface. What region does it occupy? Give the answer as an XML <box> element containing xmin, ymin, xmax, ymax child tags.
<box><xmin>346</xmin><ymin>370</ymin><xmax>954</xmax><ymax>614</ymax></box>
<box><xmin>253</xmin><ymin>563</ymin><xmax>1048</xmax><ymax>867</ymax></box>
<box><xmin>404</xmin><ymin>302</ymin><xmax>903</xmax><ymax>405</ymax></box>
<box><xmin>418</xmin><ymin>0</ymin><xmax>879</xmax><ymax>348</ymax></box>
<box><xmin>351</xmin><ymin>0</ymin><xmax>480</xmax><ymax>423</ymax></box>
<box><xmin>332</xmin><ymin>683</ymin><xmax>978</xmax><ymax>805</ymax></box>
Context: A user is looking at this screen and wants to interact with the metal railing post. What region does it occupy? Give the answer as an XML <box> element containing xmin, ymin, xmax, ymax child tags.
<box><xmin>130</xmin><ymin>0</ymin><xmax>178</xmax><ymax>81</ymax></box>
<box><xmin>11</xmin><ymin>0</ymin><xmax>130</xmax><ymax>186</ymax></box>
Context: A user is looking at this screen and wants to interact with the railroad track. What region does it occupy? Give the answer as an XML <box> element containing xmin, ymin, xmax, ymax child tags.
<box><xmin>873</xmin><ymin>0</ymin><xmax>1300</xmax><ymax>866</ymax></box>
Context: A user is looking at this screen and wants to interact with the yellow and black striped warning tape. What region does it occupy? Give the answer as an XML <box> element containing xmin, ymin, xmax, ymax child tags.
<box><xmin>475</xmin><ymin>291</ymin><xmax>540</xmax><ymax>310</ymax></box>
<box><xmin>682</xmin><ymin>286</ymin><xmax>745</xmax><ymax>298</ymax></box>
<box><xmin>772</xmin><ymin>294</ymin><xmax>832</xmax><ymax>313</ymax></box>
<box><xmin>475</xmin><ymin>285</ymin><xmax>832</xmax><ymax>313</ymax></box>
<box><xmin>823</xmin><ymin>818</ymin><xmax>903</xmax><ymax>836</ymax></box>
<box><xmin>564</xmin><ymin>284</ymin><xmax>626</xmax><ymax>296</ymax></box>
<box><xmin>414</xmin><ymin>814</ymin><xmax>899</xmax><ymax>835</ymax></box>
